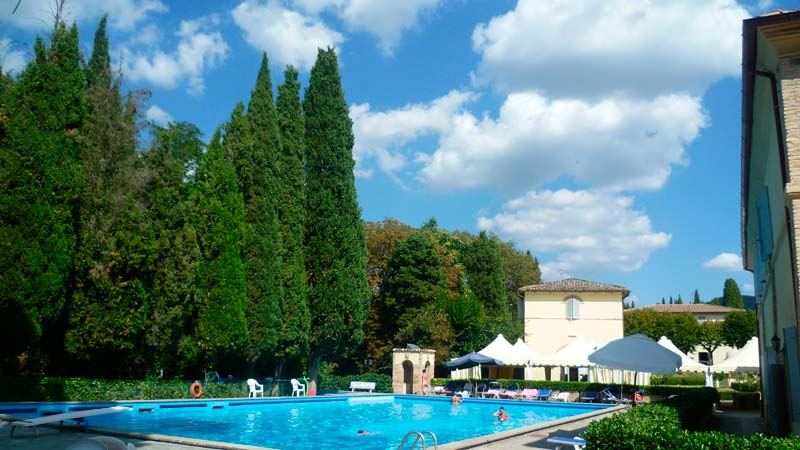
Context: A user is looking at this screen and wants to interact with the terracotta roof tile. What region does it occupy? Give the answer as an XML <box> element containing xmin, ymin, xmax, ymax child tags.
<box><xmin>629</xmin><ymin>304</ymin><xmax>745</xmax><ymax>314</ymax></box>
<box><xmin>519</xmin><ymin>278</ymin><xmax>630</xmax><ymax>297</ymax></box>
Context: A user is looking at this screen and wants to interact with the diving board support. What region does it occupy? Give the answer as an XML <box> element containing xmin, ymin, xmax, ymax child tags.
<box><xmin>10</xmin><ymin>406</ymin><xmax>132</xmax><ymax>437</ymax></box>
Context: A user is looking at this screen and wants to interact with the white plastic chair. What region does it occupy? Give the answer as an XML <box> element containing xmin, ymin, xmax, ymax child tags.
<box><xmin>290</xmin><ymin>378</ymin><xmax>307</xmax><ymax>396</ymax></box>
<box><xmin>247</xmin><ymin>378</ymin><xmax>264</xmax><ymax>398</ymax></box>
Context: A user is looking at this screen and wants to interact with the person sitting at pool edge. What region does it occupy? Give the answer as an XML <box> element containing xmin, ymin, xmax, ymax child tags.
<box><xmin>493</xmin><ymin>407</ymin><xmax>509</xmax><ymax>421</ymax></box>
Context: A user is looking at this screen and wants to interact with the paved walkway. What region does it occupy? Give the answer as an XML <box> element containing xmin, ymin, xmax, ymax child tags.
<box><xmin>0</xmin><ymin>406</ymin><xmax>766</xmax><ymax>450</ymax></box>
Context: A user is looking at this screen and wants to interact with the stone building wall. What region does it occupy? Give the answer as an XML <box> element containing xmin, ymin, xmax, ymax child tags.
<box><xmin>391</xmin><ymin>348</ymin><xmax>435</xmax><ymax>394</ymax></box>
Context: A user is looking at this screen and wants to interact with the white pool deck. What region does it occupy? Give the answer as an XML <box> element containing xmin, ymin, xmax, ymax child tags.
<box><xmin>0</xmin><ymin>397</ymin><xmax>626</xmax><ymax>450</ymax></box>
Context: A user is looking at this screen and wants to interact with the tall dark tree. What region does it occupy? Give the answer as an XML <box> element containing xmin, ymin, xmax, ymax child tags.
<box><xmin>190</xmin><ymin>130</ymin><xmax>248</xmax><ymax>369</ymax></box>
<box><xmin>722</xmin><ymin>278</ymin><xmax>744</xmax><ymax>309</ymax></box>
<box><xmin>693</xmin><ymin>289</ymin><xmax>701</xmax><ymax>304</ymax></box>
<box><xmin>722</xmin><ymin>311</ymin><xmax>758</xmax><ymax>348</ymax></box>
<box><xmin>66</xmin><ymin>16</ymin><xmax>147</xmax><ymax>376</ymax></box>
<box><xmin>0</xmin><ymin>23</ymin><xmax>85</xmax><ymax>374</ymax></box>
<box><xmin>304</xmin><ymin>48</ymin><xmax>370</xmax><ymax>390</ymax></box>
<box><xmin>274</xmin><ymin>65</ymin><xmax>310</xmax><ymax>377</ymax></box>
<box><xmin>140</xmin><ymin>123</ymin><xmax>203</xmax><ymax>376</ymax></box>
<box><xmin>675</xmin><ymin>295</ymin><xmax>683</xmax><ymax>305</ymax></box>
<box><xmin>463</xmin><ymin>230</ymin><xmax>513</xmax><ymax>339</ymax></box>
<box><xmin>230</xmin><ymin>64</ymin><xmax>285</xmax><ymax>373</ymax></box>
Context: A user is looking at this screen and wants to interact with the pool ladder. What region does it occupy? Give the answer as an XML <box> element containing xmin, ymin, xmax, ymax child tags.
<box><xmin>397</xmin><ymin>430</ymin><xmax>438</xmax><ymax>449</ymax></box>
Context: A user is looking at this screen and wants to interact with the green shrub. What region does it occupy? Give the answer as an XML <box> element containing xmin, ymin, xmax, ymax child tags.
<box><xmin>585</xmin><ymin>404</ymin><xmax>800</xmax><ymax>449</ymax></box>
<box><xmin>584</xmin><ymin>403</ymin><xmax>684</xmax><ymax>450</ymax></box>
<box><xmin>731</xmin><ymin>392</ymin><xmax>761</xmax><ymax>410</ymax></box>
<box><xmin>0</xmin><ymin>377</ymin><xmax>248</xmax><ymax>401</ymax></box>
<box><xmin>644</xmin><ymin>385</ymin><xmax>709</xmax><ymax>397</ymax></box>
<box><xmin>658</xmin><ymin>386</ymin><xmax>719</xmax><ymax>430</ymax></box>
<box><xmin>317</xmin><ymin>373</ymin><xmax>392</xmax><ymax>393</ymax></box>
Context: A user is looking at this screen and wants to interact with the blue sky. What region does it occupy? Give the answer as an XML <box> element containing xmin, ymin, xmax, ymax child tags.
<box><xmin>1</xmin><ymin>0</ymin><xmax>792</xmax><ymax>305</ymax></box>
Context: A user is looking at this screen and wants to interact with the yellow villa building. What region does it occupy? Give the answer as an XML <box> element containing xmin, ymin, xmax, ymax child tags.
<box><xmin>742</xmin><ymin>9</ymin><xmax>800</xmax><ymax>435</ymax></box>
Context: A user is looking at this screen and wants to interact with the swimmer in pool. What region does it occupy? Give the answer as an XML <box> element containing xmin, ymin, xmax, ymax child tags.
<box><xmin>493</xmin><ymin>407</ymin><xmax>509</xmax><ymax>421</ymax></box>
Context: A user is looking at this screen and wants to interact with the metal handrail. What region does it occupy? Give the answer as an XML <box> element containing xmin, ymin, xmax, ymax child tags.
<box><xmin>397</xmin><ymin>430</ymin><xmax>438</xmax><ymax>449</ymax></box>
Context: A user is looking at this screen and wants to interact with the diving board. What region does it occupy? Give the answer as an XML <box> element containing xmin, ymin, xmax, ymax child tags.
<box><xmin>10</xmin><ymin>406</ymin><xmax>132</xmax><ymax>436</ymax></box>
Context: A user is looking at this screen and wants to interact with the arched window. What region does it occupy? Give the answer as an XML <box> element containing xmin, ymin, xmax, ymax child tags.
<box><xmin>564</xmin><ymin>297</ymin><xmax>581</xmax><ymax>320</ymax></box>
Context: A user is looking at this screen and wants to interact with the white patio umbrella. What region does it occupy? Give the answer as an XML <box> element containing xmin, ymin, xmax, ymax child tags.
<box><xmin>657</xmin><ymin>336</ymin><xmax>709</xmax><ymax>372</ymax></box>
<box><xmin>589</xmin><ymin>334</ymin><xmax>681</xmax><ymax>403</ymax></box>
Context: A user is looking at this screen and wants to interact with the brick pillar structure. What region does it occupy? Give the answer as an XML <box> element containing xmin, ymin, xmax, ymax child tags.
<box><xmin>391</xmin><ymin>348</ymin><xmax>435</xmax><ymax>394</ymax></box>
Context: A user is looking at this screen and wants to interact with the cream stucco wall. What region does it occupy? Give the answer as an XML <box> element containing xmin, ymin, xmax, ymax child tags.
<box><xmin>523</xmin><ymin>291</ymin><xmax>623</xmax><ymax>356</ymax></box>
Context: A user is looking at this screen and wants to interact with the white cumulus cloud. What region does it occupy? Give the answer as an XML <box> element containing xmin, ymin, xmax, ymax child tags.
<box><xmin>292</xmin><ymin>0</ymin><xmax>442</xmax><ymax>55</ymax></box>
<box><xmin>350</xmin><ymin>90</ymin><xmax>476</xmax><ymax>182</ymax></box>
<box><xmin>121</xmin><ymin>14</ymin><xmax>229</xmax><ymax>95</ymax></box>
<box><xmin>146</xmin><ymin>105</ymin><xmax>173</xmax><ymax>126</ymax></box>
<box><xmin>478</xmin><ymin>189</ymin><xmax>671</xmax><ymax>274</ymax></box>
<box><xmin>232</xmin><ymin>0</ymin><xmax>344</xmax><ymax>71</ymax></box>
<box><xmin>0</xmin><ymin>0</ymin><xmax>167</xmax><ymax>31</ymax></box>
<box><xmin>472</xmin><ymin>0</ymin><xmax>748</xmax><ymax>97</ymax></box>
<box><xmin>703</xmin><ymin>252</ymin><xmax>744</xmax><ymax>271</ymax></box>
<box><xmin>420</xmin><ymin>90</ymin><xmax>707</xmax><ymax>193</ymax></box>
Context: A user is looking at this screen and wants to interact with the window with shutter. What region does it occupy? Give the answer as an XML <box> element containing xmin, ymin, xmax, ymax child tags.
<box><xmin>565</xmin><ymin>297</ymin><xmax>581</xmax><ymax>320</ymax></box>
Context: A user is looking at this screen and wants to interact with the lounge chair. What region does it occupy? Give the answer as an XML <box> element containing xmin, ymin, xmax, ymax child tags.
<box><xmin>516</xmin><ymin>388</ymin><xmax>539</xmax><ymax>400</ymax></box>
<box><xmin>462</xmin><ymin>382</ymin><xmax>473</xmax><ymax>397</ymax></box>
<box><xmin>10</xmin><ymin>406</ymin><xmax>132</xmax><ymax>436</ymax></box>
<box><xmin>600</xmin><ymin>387</ymin><xmax>631</xmax><ymax>404</ymax></box>
<box><xmin>552</xmin><ymin>391</ymin><xmax>570</xmax><ymax>402</ymax></box>
<box><xmin>547</xmin><ymin>436</ymin><xmax>586</xmax><ymax>449</ymax></box>
<box><xmin>475</xmin><ymin>383</ymin><xmax>487</xmax><ymax>397</ymax></box>
<box><xmin>290</xmin><ymin>378</ymin><xmax>306</xmax><ymax>396</ymax></box>
<box><xmin>536</xmin><ymin>389</ymin><xmax>552</xmax><ymax>400</ymax></box>
<box><xmin>579</xmin><ymin>392</ymin><xmax>599</xmax><ymax>403</ymax></box>
<box><xmin>247</xmin><ymin>378</ymin><xmax>264</xmax><ymax>398</ymax></box>
<box><xmin>482</xmin><ymin>388</ymin><xmax>501</xmax><ymax>398</ymax></box>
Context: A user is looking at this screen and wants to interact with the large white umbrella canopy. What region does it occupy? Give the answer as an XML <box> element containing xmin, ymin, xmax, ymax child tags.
<box><xmin>535</xmin><ymin>336</ymin><xmax>598</xmax><ymax>367</ymax></box>
<box><xmin>589</xmin><ymin>334</ymin><xmax>681</xmax><ymax>374</ymax></box>
<box><xmin>478</xmin><ymin>334</ymin><xmax>522</xmax><ymax>365</ymax></box>
<box><xmin>711</xmin><ymin>337</ymin><xmax>760</xmax><ymax>373</ymax></box>
<box><xmin>657</xmin><ymin>336</ymin><xmax>709</xmax><ymax>372</ymax></box>
<box><xmin>512</xmin><ymin>338</ymin><xmax>541</xmax><ymax>363</ymax></box>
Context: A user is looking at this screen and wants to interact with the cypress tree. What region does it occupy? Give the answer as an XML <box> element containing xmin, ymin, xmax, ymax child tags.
<box><xmin>191</xmin><ymin>129</ymin><xmax>248</xmax><ymax>368</ymax></box>
<box><xmin>463</xmin><ymin>231</ymin><xmax>509</xmax><ymax>319</ymax></box>
<box><xmin>66</xmin><ymin>16</ymin><xmax>147</xmax><ymax>376</ymax></box>
<box><xmin>239</xmin><ymin>54</ymin><xmax>284</xmax><ymax>373</ymax></box>
<box><xmin>275</xmin><ymin>65</ymin><xmax>310</xmax><ymax>377</ymax></box>
<box><xmin>0</xmin><ymin>22</ymin><xmax>85</xmax><ymax>373</ymax></box>
<box><xmin>304</xmin><ymin>48</ymin><xmax>370</xmax><ymax>390</ymax></box>
<box><xmin>693</xmin><ymin>289</ymin><xmax>701</xmax><ymax>304</ymax></box>
<box><xmin>676</xmin><ymin>295</ymin><xmax>683</xmax><ymax>305</ymax></box>
<box><xmin>141</xmin><ymin>123</ymin><xmax>203</xmax><ymax>376</ymax></box>
<box><xmin>722</xmin><ymin>278</ymin><xmax>744</xmax><ymax>309</ymax></box>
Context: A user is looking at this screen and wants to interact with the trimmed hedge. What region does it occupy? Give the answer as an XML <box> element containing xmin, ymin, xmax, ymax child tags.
<box><xmin>584</xmin><ymin>403</ymin><xmax>683</xmax><ymax>450</ymax></box>
<box><xmin>658</xmin><ymin>386</ymin><xmax>719</xmax><ymax>430</ymax></box>
<box><xmin>0</xmin><ymin>377</ymin><xmax>248</xmax><ymax>401</ymax></box>
<box><xmin>650</xmin><ymin>374</ymin><xmax>706</xmax><ymax>386</ymax></box>
<box><xmin>731</xmin><ymin>381</ymin><xmax>760</xmax><ymax>393</ymax></box>
<box><xmin>317</xmin><ymin>373</ymin><xmax>392</xmax><ymax>393</ymax></box>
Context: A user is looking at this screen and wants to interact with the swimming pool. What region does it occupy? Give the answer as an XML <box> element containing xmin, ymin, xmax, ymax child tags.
<box><xmin>3</xmin><ymin>395</ymin><xmax>611</xmax><ymax>449</ymax></box>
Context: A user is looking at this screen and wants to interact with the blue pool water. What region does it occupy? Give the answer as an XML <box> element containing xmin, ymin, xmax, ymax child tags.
<box><xmin>4</xmin><ymin>396</ymin><xmax>609</xmax><ymax>449</ymax></box>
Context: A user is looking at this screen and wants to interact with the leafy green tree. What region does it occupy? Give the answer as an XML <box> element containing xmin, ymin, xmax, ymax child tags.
<box><xmin>304</xmin><ymin>48</ymin><xmax>370</xmax><ymax>390</ymax></box>
<box><xmin>693</xmin><ymin>290</ymin><xmax>701</xmax><ymax>304</ymax></box>
<box><xmin>0</xmin><ymin>23</ymin><xmax>85</xmax><ymax>373</ymax></box>
<box><xmin>140</xmin><ymin>123</ymin><xmax>203</xmax><ymax>376</ymax></box>
<box><xmin>722</xmin><ymin>311</ymin><xmax>758</xmax><ymax>349</ymax></box>
<box><xmin>190</xmin><ymin>130</ymin><xmax>248</xmax><ymax>369</ymax></box>
<box><xmin>498</xmin><ymin>245</ymin><xmax>541</xmax><ymax>314</ymax></box>
<box><xmin>722</xmin><ymin>278</ymin><xmax>744</xmax><ymax>309</ymax></box>
<box><xmin>624</xmin><ymin>309</ymin><xmax>699</xmax><ymax>353</ymax></box>
<box><xmin>697</xmin><ymin>321</ymin><xmax>725</xmax><ymax>365</ymax></box>
<box><xmin>440</xmin><ymin>290</ymin><xmax>488</xmax><ymax>357</ymax></box>
<box><xmin>274</xmin><ymin>65</ymin><xmax>310</xmax><ymax>377</ymax></box>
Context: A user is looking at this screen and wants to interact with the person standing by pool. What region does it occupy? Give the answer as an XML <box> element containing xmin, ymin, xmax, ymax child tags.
<box><xmin>421</xmin><ymin>369</ymin><xmax>430</xmax><ymax>395</ymax></box>
<box><xmin>493</xmin><ymin>407</ymin><xmax>509</xmax><ymax>421</ymax></box>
